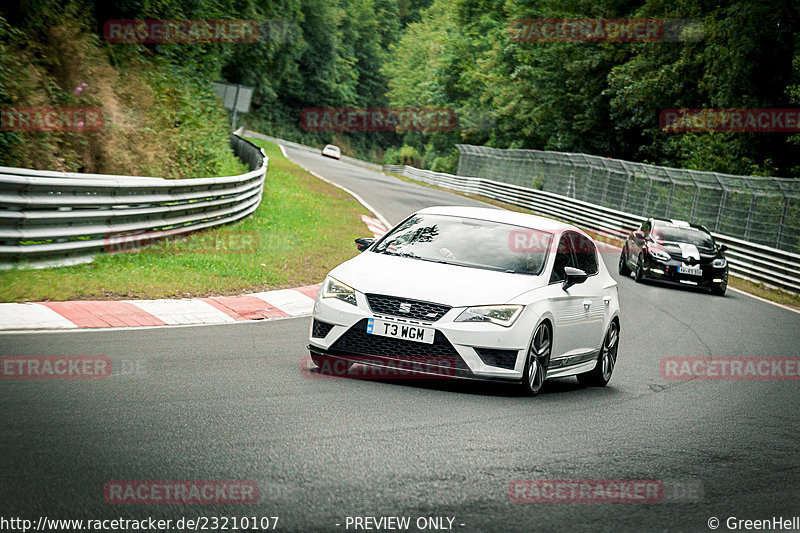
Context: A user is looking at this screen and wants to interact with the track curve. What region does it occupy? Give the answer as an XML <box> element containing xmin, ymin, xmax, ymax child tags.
<box><xmin>1</xmin><ymin>144</ymin><xmax>798</xmax><ymax>532</ymax></box>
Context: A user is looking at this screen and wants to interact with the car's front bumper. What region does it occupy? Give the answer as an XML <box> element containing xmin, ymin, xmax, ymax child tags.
<box><xmin>641</xmin><ymin>257</ymin><xmax>728</xmax><ymax>290</ymax></box>
<box><xmin>308</xmin><ymin>291</ymin><xmax>541</xmax><ymax>381</ymax></box>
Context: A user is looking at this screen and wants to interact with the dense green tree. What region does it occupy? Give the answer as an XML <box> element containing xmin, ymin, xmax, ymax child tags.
<box><xmin>2</xmin><ymin>0</ymin><xmax>798</xmax><ymax>177</ymax></box>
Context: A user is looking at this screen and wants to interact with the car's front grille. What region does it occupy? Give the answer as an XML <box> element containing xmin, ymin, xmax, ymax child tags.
<box><xmin>365</xmin><ymin>294</ymin><xmax>451</xmax><ymax>322</ymax></box>
<box><xmin>311</xmin><ymin>319</ymin><xmax>335</xmax><ymax>338</ymax></box>
<box><xmin>666</xmin><ymin>251</ymin><xmax>715</xmax><ymax>265</ymax></box>
<box><xmin>474</xmin><ymin>348</ymin><xmax>519</xmax><ymax>370</ymax></box>
<box><xmin>329</xmin><ymin>319</ymin><xmax>468</xmax><ymax>370</ymax></box>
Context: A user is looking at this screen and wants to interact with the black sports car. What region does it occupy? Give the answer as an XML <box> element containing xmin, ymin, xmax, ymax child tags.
<box><xmin>619</xmin><ymin>218</ymin><xmax>729</xmax><ymax>295</ymax></box>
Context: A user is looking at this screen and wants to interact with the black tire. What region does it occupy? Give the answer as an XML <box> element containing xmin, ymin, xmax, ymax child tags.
<box><xmin>521</xmin><ymin>322</ymin><xmax>551</xmax><ymax>396</ymax></box>
<box><xmin>618</xmin><ymin>246</ymin><xmax>631</xmax><ymax>276</ymax></box>
<box><xmin>634</xmin><ymin>254</ymin><xmax>645</xmax><ymax>283</ymax></box>
<box><xmin>577</xmin><ymin>320</ymin><xmax>619</xmax><ymax>387</ymax></box>
<box><xmin>711</xmin><ymin>281</ymin><xmax>727</xmax><ymax>296</ymax></box>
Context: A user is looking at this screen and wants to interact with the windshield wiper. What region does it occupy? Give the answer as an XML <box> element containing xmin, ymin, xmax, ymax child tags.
<box><xmin>382</xmin><ymin>252</ymin><xmax>525</xmax><ymax>274</ymax></box>
<box><xmin>425</xmin><ymin>258</ymin><xmax>520</xmax><ymax>274</ymax></box>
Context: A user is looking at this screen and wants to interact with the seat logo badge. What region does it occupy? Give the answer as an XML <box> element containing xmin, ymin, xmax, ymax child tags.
<box><xmin>399</xmin><ymin>303</ymin><xmax>412</xmax><ymax>313</ymax></box>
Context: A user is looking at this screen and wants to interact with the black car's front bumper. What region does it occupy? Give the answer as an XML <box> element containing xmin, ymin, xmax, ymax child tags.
<box><xmin>641</xmin><ymin>257</ymin><xmax>727</xmax><ymax>291</ymax></box>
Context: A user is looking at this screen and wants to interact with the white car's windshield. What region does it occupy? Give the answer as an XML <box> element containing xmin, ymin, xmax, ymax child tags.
<box><xmin>373</xmin><ymin>214</ymin><xmax>553</xmax><ymax>275</ymax></box>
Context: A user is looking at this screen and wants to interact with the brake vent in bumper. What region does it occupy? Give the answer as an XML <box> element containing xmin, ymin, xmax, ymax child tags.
<box><xmin>311</xmin><ymin>319</ymin><xmax>335</xmax><ymax>338</ymax></box>
<box><xmin>474</xmin><ymin>348</ymin><xmax>519</xmax><ymax>370</ymax></box>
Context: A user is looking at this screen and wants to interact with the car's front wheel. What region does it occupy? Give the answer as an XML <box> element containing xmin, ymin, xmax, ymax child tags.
<box><xmin>634</xmin><ymin>254</ymin><xmax>645</xmax><ymax>283</ymax></box>
<box><xmin>711</xmin><ymin>280</ymin><xmax>727</xmax><ymax>296</ymax></box>
<box><xmin>521</xmin><ymin>322</ymin><xmax>551</xmax><ymax>396</ymax></box>
<box><xmin>618</xmin><ymin>246</ymin><xmax>631</xmax><ymax>275</ymax></box>
<box><xmin>577</xmin><ymin>320</ymin><xmax>619</xmax><ymax>387</ymax></box>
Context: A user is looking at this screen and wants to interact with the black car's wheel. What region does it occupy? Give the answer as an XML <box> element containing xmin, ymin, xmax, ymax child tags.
<box><xmin>521</xmin><ymin>322</ymin><xmax>551</xmax><ymax>396</ymax></box>
<box><xmin>310</xmin><ymin>354</ymin><xmax>353</xmax><ymax>375</ymax></box>
<box><xmin>634</xmin><ymin>253</ymin><xmax>645</xmax><ymax>283</ymax></box>
<box><xmin>577</xmin><ymin>320</ymin><xmax>619</xmax><ymax>387</ymax></box>
<box><xmin>618</xmin><ymin>246</ymin><xmax>631</xmax><ymax>275</ymax></box>
<box><xmin>711</xmin><ymin>280</ymin><xmax>727</xmax><ymax>296</ymax></box>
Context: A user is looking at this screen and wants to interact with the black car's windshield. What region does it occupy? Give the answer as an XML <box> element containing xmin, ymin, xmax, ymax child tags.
<box><xmin>652</xmin><ymin>226</ymin><xmax>715</xmax><ymax>250</ymax></box>
<box><xmin>372</xmin><ymin>214</ymin><xmax>554</xmax><ymax>275</ymax></box>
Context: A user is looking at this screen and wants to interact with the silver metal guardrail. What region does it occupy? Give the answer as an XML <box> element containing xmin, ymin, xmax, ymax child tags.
<box><xmin>456</xmin><ymin>144</ymin><xmax>800</xmax><ymax>254</ymax></box>
<box><xmin>384</xmin><ymin>164</ymin><xmax>800</xmax><ymax>294</ymax></box>
<box><xmin>0</xmin><ymin>133</ymin><xmax>268</xmax><ymax>269</ymax></box>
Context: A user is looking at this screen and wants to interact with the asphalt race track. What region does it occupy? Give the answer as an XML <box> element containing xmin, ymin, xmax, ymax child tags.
<box><xmin>2</xmin><ymin>145</ymin><xmax>799</xmax><ymax>532</ymax></box>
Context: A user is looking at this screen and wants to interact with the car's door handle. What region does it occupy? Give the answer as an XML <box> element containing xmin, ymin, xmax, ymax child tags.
<box><xmin>583</xmin><ymin>299</ymin><xmax>592</xmax><ymax>310</ymax></box>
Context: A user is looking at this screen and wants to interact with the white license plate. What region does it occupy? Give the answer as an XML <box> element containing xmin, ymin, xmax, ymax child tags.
<box><xmin>679</xmin><ymin>265</ymin><xmax>702</xmax><ymax>276</ymax></box>
<box><xmin>367</xmin><ymin>318</ymin><xmax>435</xmax><ymax>344</ymax></box>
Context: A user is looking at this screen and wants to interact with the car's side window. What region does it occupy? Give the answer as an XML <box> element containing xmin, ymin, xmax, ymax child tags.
<box><xmin>549</xmin><ymin>233</ymin><xmax>576</xmax><ymax>283</ymax></box>
<box><xmin>571</xmin><ymin>233</ymin><xmax>598</xmax><ymax>275</ymax></box>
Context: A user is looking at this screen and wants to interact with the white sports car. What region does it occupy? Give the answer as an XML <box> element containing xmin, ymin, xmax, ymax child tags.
<box><xmin>321</xmin><ymin>144</ymin><xmax>341</xmax><ymax>159</ymax></box>
<box><xmin>308</xmin><ymin>206</ymin><xmax>620</xmax><ymax>395</ymax></box>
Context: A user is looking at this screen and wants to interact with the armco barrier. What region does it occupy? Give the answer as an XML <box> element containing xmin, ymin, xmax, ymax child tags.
<box><xmin>236</xmin><ymin>131</ymin><xmax>800</xmax><ymax>294</ymax></box>
<box><xmin>456</xmin><ymin>144</ymin><xmax>800</xmax><ymax>254</ymax></box>
<box><xmin>383</xmin><ymin>164</ymin><xmax>800</xmax><ymax>294</ymax></box>
<box><xmin>0</xmin><ymin>133</ymin><xmax>267</xmax><ymax>269</ymax></box>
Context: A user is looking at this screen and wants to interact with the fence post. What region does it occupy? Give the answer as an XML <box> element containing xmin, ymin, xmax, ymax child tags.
<box><xmin>584</xmin><ymin>163</ymin><xmax>593</xmax><ymax>201</ymax></box>
<box><xmin>744</xmin><ymin>195</ymin><xmax>756</xmax><ymax>240</ymax></box>
<box><xmin>642</xmin><ymin>175</ymin><xmax>653</xmax><ymax>217</ymax></box>
<box><xmin>620</xmin><ymin>167</ymin><xmax>632</xmax><ymax>212</ymax></box>
<box><xmin>689</xmin><ymin>186</ymin><xmax>700</xmax><ymax>223</ymax></box>
<box><xmin>567</xmin><ymin>159</ymin><xmax>576</xmax><ymax>198</ymax></box>
<box><xmin>777</xmin><ymin>196</ymin><xmax>789</xmax><ymax>250</ymax></box>
<box><xmin>600</xmin><ymin>163</ymin><xmax>610</xmax><ymax>206</ymax></box>
<box><xmin>716</xmin><ymin>190</ymin><xmax>727</xmax><ymax>232</ymax></box>
<box><xmin>666</xmin><ymin>181</ymin><xmax>676</xmax><ymax>218</ymax></box>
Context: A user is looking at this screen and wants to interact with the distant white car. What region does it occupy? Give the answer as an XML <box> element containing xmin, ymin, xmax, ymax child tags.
<box><xmin>322</xmin><ymin>144</ymin><xmax>341</xmax><ymax>159</ymax></box>
<box><xmin>308</xmin><ymin>206</ymin><xmax>621</xmax><ymax>395</ymax></box>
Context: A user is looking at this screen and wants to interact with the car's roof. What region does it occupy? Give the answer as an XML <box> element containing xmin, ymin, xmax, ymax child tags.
<box><xmin>416</xmin><ymin>205</ymin><xmax>578</xmax><ymax>233</ymax></box>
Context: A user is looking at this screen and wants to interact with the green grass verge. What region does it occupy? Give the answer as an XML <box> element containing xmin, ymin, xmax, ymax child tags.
<box><xmin>382</xmin><ymin>170</ymin><xmax>800</xmax><ymax>310</ymax></box>
<box><xmin>0</xmin><ymin>140</ymin><xmax>369</xmax><ymax>302</ymax></box>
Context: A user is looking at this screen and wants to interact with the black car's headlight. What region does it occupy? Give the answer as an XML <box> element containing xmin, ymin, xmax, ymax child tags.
<box><xmin>650</xmin><ymin>249</ymin><xmax>671</xmax><ymax>262</ymax></box>
<box><xmin>455</xmin><ymin>305</ymin><xmax>524</xmax><ymax>327</ymax></box>
<box><xmin>322</xmin><ymin>277</ymin><xmax>357</xmax><ymax>306</ymax></box>
<box><xmin>712</xmin><ymin>258</ymin><xmax>727</xmax><ymax>268</ymax></box>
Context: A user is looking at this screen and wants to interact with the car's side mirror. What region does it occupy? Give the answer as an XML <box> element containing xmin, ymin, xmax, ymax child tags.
<box><xmin>355</xmin><ymin>238</ymin><xmax>375</xmax><ymax>252</ymax></box>
<box><xmin>562</xmin><ymin>266</ymin><xmax>588</xmax><ymax>291</ymax></box>
<box><xmin>718</xmin><ymin>244</ymin><xmax>728</xmax><ymax>253</ymax></box>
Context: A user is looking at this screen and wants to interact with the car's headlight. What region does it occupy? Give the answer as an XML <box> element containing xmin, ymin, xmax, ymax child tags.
<box><xmin>455</xmin><ymin>305</ymin><xmax>524</xmax><ymax>327</ymax></box>
<box><xmin>650</xmin><ymin>249</ymin><xmax>671</xmax><ymax>262</ymax></box>
<box><xmin>712</xmin><ymin>258</ymin><xmax>727</xmax><ymax>268</ymax></box>
<box><xmin>322</xmin><ymin>277</ymin><xmax>357</xmax><ymax>306</ymax></box>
